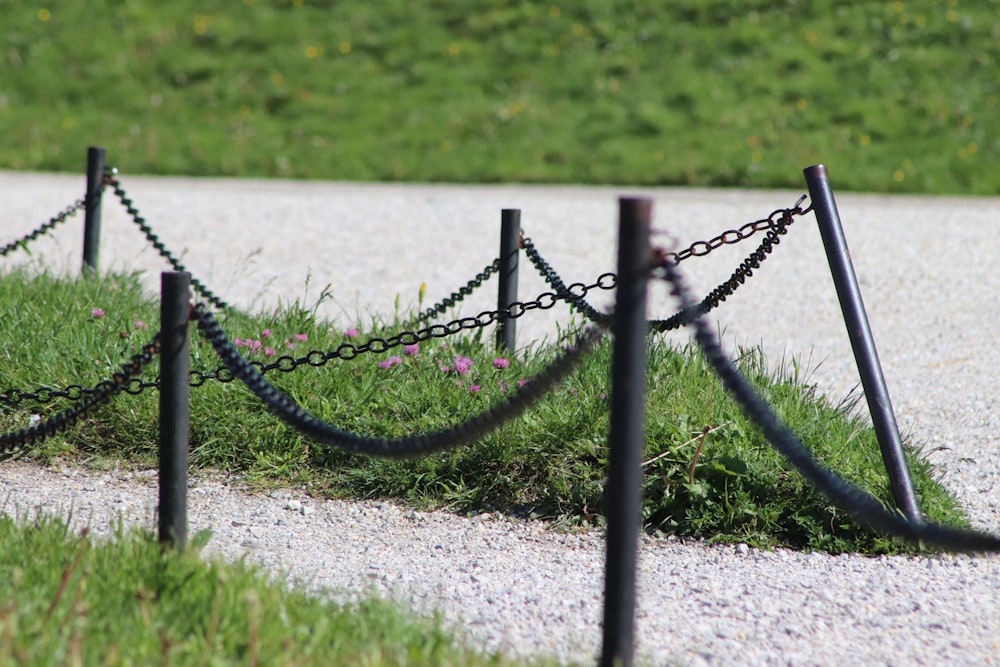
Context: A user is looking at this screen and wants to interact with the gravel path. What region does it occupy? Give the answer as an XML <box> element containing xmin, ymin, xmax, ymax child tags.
<box><xmin>2</xmin><ymin>170</ymin><xmax>999</xmax><ymax>665</ymax></box>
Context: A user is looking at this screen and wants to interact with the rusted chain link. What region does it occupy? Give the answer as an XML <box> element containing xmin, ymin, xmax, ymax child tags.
<box><xmin>406</xmin><ymin>256</ymin><xmax>501</xmax><ymax>325</ymax></box>
<box><xmin>104</xmin><ymin>169</ymin><xmax>229</xmax><ymax>310</ymax></box>
<box><xmin>655</xmin><ymin>255</ymin><xmax>1000</xmax><ymax>553</ymax></box>
<box><xmin>0</xmin><ymin>195</ymin><xmax>89</xmax><ymax>258</ymax></box>
<box><xmin>0</xmin><ymin>334</ymin><xmax>161</xmax><ymax>454</ymax></box>
<box><xmin>649</xmin><ymin>205</ymin><xmax>797</xmax><ymax>332</ymax></box>
<box><xmin>662</xmin><ymin>195</ymin><xmax>810</xmax><ymax>263</ymax></box>
<box><xmin>193</xmin><ymin>303</ymin><xmax>603</xmax><ymax>458</ymax></box>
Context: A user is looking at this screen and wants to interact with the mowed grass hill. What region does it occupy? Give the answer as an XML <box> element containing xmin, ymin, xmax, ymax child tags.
<box><xmin>1</xmin><ymin>0</ymin><xmax>997</xmax><ymax>193</ymax></box>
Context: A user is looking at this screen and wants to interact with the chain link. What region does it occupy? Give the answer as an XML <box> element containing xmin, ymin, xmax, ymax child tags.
<box><xmin>0</xmin><ymin>195</ymin><xmax>89</xmax><ymax>258</ymax></box>
<box><xmin>522</xmin><ymin>197</ymin><xmax>809</xmax><ymax>330</ymax></box>
<box><xmin>406</xmin><ymin>257</ymin><xmax>501</xmax><ymax>326</ymax></box>
<box><xmin>104</xmin><ymin>169</ymin><xmax>229</xmax><ymax>310</ymax></box>
<box><xmin>650</xmin><ymin>203</ymin><xmax>799</xmax><ymax>332</ymax></box>
<box><xmin>188</xmin><ymin>281</ymin><xmax>611</xmax><ymax>385</ymax></box>
<box><xmin>188</xmin><ymin>197</ymin><xmax>805</xmax><ymax>388</ymax></box>
<box><xmin>1</xmin><ymin>376</ymin><xmax>165</xmax><ymax>406</ymax></box>
<box><xmin>663</xmin><ymin>195</ymin><xmax>810</xmax><ymax>263</ymax></box>
<box><xmin>192</xmin><ymin>303</ymin><xmax>603</xmax><ymax>458</ymax></box>
<box><xmin>4</xmin><ymin>193</ymin><xmax>806</xmax><ymax>407</ymax></box>
<box><xmin>656</xmin><ymin>255</ymin><xmax>1000</xmax><ymax>553</ymax></box>
<box><xmin>0</xmin><ymin>334</ymin><xmax>161</xmax><ymax>453</ymax></box>
<box><xmin>521</xmin><ymin>236</ymin><xmax>616</xmax><ymax>325</ymax></box>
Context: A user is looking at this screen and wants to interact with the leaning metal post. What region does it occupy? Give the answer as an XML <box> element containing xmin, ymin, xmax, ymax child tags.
<box><xmin>803</xmin><ymin>164</ymin><xmax>923</xmax><ymax>523</ymax></box>
<box><xmin>497</xmin><ymin>208</ymin><xmax>521</xmax><ymax>352</ymax></box>
<box><xmin>601</xmin><ymin>197</ymin><xmax>651</xmax><ymax>667</ymax></box>
<box><xmin>159</xmin><ymin>272</ymin><xmax>191</xmax><ymax>550</ymax></box>
<box><xmin>82</xmin><ymin>146</ymin><xmax>106</xmax><ymax>276</ymax></box>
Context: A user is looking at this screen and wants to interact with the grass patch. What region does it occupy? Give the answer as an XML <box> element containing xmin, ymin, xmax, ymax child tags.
<box><xmin>0</xmin><ymin>268</ymin><xmax>968</xmax><ymax>555</ymax></box>
<box><xmin>1</xmin><ymin>1</ymin><xmax>997</xmax><ymax>193</ymax></box>
<box><xmin>0</xmin><ymin>513</ymin><xmax>526</xmax><ymax>666</ymax></box>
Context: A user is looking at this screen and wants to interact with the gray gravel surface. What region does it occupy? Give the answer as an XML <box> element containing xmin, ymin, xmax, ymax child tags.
<box><xmin>2</xmin><ymin>170</ymin><xmax>999</xmax><ymax>665</ymax></box>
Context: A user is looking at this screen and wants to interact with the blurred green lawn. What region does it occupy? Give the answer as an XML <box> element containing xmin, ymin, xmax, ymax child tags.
<box><xmin>1</xmin><ymin>0</ymin><xmax>996</xmax><ymax>192</ymax></box>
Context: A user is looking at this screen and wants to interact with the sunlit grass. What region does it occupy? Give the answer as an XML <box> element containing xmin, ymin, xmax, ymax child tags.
<box><xmin>0</xmin><ymin>514</ymin><xmax>530</xmax><ymax>666</ymax></box>
<box><xmin>0</xmin><ymin>268</ymin><xmax>968</xmax><ymax>555</ymax></box>
<box><xmin>1</xmin><ymin>1</ymin><xmax>997</xmax><ymax>193</ymax></box>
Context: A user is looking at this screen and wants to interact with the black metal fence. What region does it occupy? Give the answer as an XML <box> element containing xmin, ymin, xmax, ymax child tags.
<box><xmin>3</xmin><ymin>147</ymin><xmax>999</xmax><ymax>667</ymax></box>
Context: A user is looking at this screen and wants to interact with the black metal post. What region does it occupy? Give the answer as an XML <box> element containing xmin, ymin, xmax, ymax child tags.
<box><xmin>159</xmin><ymin>272</ymin><xmax>190</xmax><ymax>550</ymax></box>
<box><xmin>803</xmin><ymin>165</ymin><xmax>923</xmax><ymax>523</ymax></box>
<box><xmin>82</xmin><ymin>146</ymin><xmax>106</xmax><ymax>276</ymax></box>
<box><xmin>601</xmin><ymin>197</ymin><xmax>651</xmax><ymax>667</ymax></box>
<box><xmin>497</xmin><ymin>209</ymin><xmax>521</xmax><ymax>353</ymax></box>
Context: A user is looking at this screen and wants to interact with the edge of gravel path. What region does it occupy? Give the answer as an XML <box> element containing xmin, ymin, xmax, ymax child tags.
<box><xmin>3</xmin><ymin>172</ymin><xmax>1000</xmax><ymax>664</ymax></box>
<box><xmin>3</xmin><ymin>459</ymin><xmax>998</xmax><ymax>667</ymax></box>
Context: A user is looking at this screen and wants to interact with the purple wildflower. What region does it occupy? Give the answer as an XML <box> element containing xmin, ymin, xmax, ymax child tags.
<box><xmin>492</xmin><ymin>357</ymin><xmax>510</xmax><ymax>370</ymax></box>
<box><xmin>91</xmin><ymin>308</ymin><xmax>105</xmax><ymax>318</ymax></box>
<box><xmin>454</xmin><ymin>355</ymin><xmax>474</xmax><ymax>376</ymax></box>
<box><xmin>469</xmin><ymin>384</ymin><xmax>481</xmax><ymax>393</ymax></box>
<box><xmin>379</xmin><ymin>356</ymin><xmax>403</xmax><ymax>369</ymax></box>
<box><xmin>403</xmin><ymin>343</ymin><xmax>420</xmax><ymax>356</ymax></box>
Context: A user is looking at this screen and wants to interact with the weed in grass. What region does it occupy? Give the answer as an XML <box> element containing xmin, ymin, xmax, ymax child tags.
<box><xmin>0</xmin><ymin>270</ymin><xmax>970</xmax><ymax>554</ymax></box>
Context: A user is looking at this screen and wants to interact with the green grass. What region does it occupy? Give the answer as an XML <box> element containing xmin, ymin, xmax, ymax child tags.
<box><xmin>0</xmin><ymin>265</ymin><xmax>974</xmax><ymax>664</ymax></box>
<box><xmin>0</xmin><ymin>514</ymin><xmax>527</xmax><ymax>666</ymax></box>
<box><xmin>0</xmin><ymin>267</ymin><xmax>967</xmax><ymax>555</ymax></box>
<box><xmin>1</xmin><ymin>0</ymin><xmax>997</xmax><ymax>193</ymax></box>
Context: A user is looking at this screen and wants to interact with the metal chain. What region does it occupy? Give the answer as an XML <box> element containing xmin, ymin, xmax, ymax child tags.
<box><xmin>5</xmin><ymin>277</ymin><xmax>609</xmax><ymax>399</ymax></box>
<box><xmin>662</xmin><ymin>195</ymin><xmax>810</xmax><ymax>263</ymax></box>
<box><xmin>0</xmin><ymin>375</ymin><xmax>160</xmax><ymax>407</ymax></box>
<box><xmin>649</xmin><ymin>206</ymin><xmax>796</xmax><ymax>332</ymax></box>
<box><xmin>405</xmin><ymin>257</ymin><xmax>501</xmax><ymax>325</ymax></box>
<box><xmin>3</xmin><ymin>195</ymin><xmax>806</xmax><ymax>398</ymax></box>
<box><xmin>0</xmin><ymin>194</ymin><xmax>89</xmax><ymax>258</ymax></box>
<box><xmin>189</xmin><ymin>280</ymin><xmax>615</xmax><ymax>385</ymax></box>
<box><xmin>192</xmin><ymin>195</ymin><xmax>804</xmax><ymax>387</ymax></box>
<box><xmin>104</xmin><ymin>169</ymin><xmax>229</xmax><ymax>310</ymax></box>
<box><xmin>655</xmin><ymin>257</ymin><xmax>1000</xmax><ymax>553</ymax></box>
<box><xmin>192</xmin><ymin>303</ymin><xmax>603</xmax><ymax>458</ymax></box>
<box><xmin>521</xmin><ymin>236</ymin><xmax>615</xmax><ymax>325</ymax></box>
<box><xmin>0</xmin><ymin>334</ymin><xmax>161</xmax><ymax>453</ymax></box>
<box><xmin>522</xmin><ymin>196</ymin><xmax>809</xmax><ymax>330</ymax></box>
